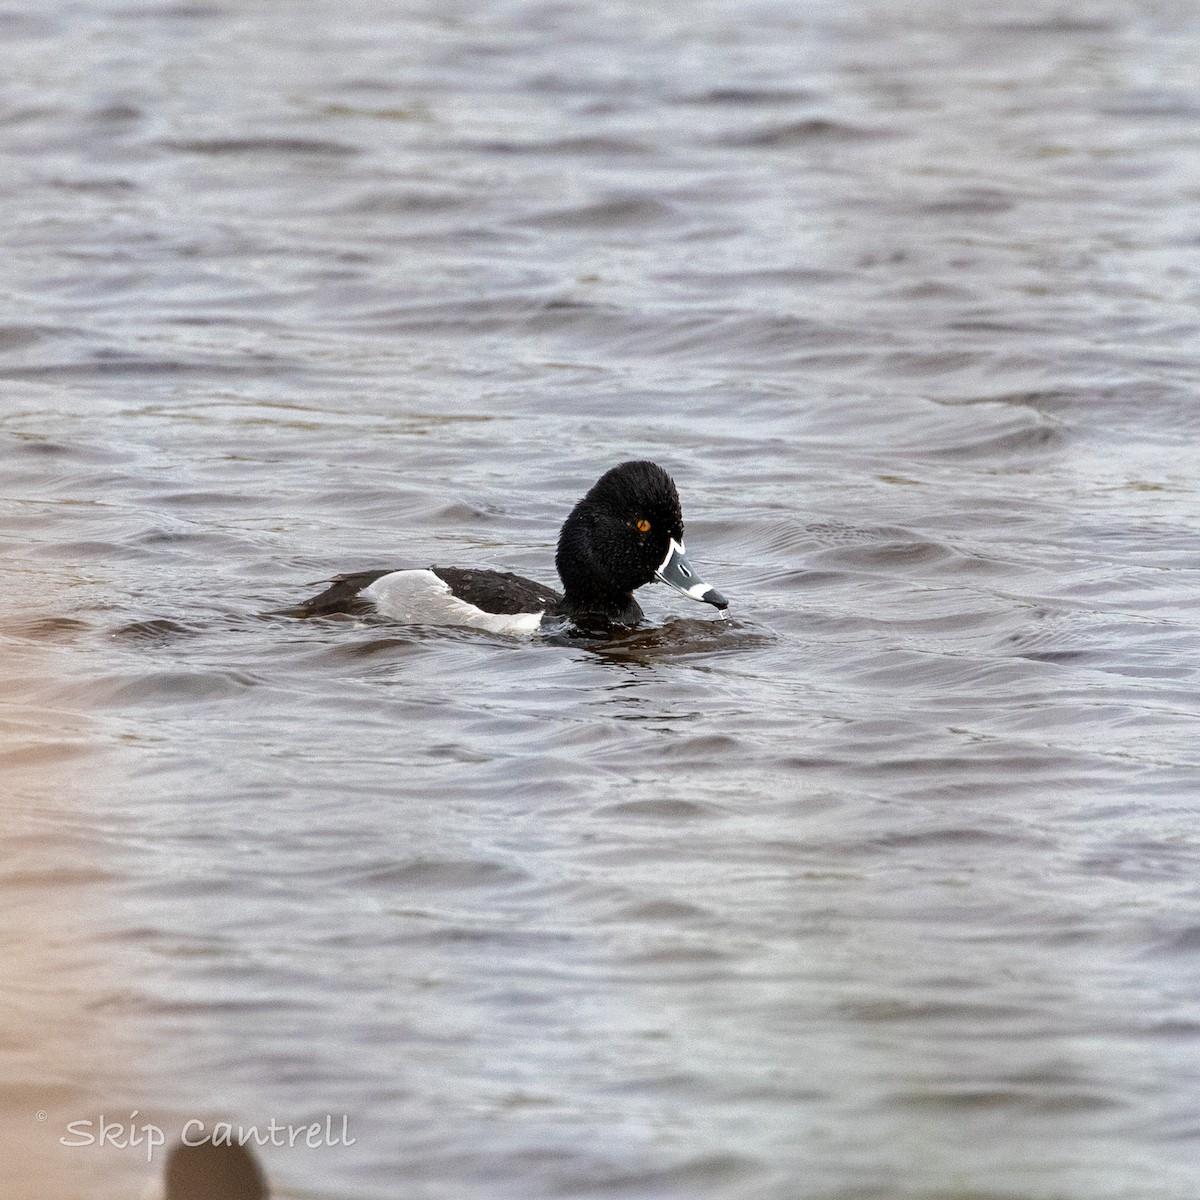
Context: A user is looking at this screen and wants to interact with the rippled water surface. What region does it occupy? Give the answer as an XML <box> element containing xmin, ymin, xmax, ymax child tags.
<box><xmin>4</xmin><ymin>2</ymin><xmax>1200</xmax><ymax>1197</ymax></box>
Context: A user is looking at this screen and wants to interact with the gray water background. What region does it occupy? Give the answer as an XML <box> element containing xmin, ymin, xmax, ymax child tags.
<box><xmin>3</xmin><ymin>1</ymin><xmax>1200</xmax><ymax>1197</ymax></box>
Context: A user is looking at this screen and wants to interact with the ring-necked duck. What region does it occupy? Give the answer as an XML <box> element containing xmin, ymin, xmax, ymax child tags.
<box><xmin>283</xmin><ymin>460</ymin><xmax>728</xmax><ymax>635</ymax></box>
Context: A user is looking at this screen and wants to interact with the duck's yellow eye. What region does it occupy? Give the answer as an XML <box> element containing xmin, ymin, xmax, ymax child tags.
<box><xmin>636</xmin><ymin>518</ymin><xmax>651</xmax><ymax>533</ymax></box>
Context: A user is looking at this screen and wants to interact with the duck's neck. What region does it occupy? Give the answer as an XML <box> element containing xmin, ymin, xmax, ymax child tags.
<box><xmin>553</xmin><ymin>591</ymin><xmax>644</xmax><ymax>630</ymax></box>
<box><xmin>555</xmin><ymin>507</ymin><xmax>644</xmax><ymax>628</ymax></box>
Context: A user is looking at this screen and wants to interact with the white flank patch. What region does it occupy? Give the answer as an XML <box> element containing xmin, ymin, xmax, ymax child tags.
<box><xmin>360</xmin><ymin>570</ymin><xmax>544</xmax><ymax>636</ymax></box>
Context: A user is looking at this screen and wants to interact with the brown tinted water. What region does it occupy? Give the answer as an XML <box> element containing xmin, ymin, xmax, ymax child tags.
<box><xmin>3</xmin><ymin>2</ymin><xmax>1200</xmax><ymax>1197</ymax></box>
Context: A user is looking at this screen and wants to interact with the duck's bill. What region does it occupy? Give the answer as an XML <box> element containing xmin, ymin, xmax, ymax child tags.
<box><xmin>655</xmin><ymin>539</ymin><xmax>728</xmax><ymax>610</ymax></box>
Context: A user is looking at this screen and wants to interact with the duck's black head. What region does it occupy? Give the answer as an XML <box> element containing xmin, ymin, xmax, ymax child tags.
<box><xmin>554</xmin><ymin>460</ymin><xmax>727</xmax><ymax>628</ymax></box>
